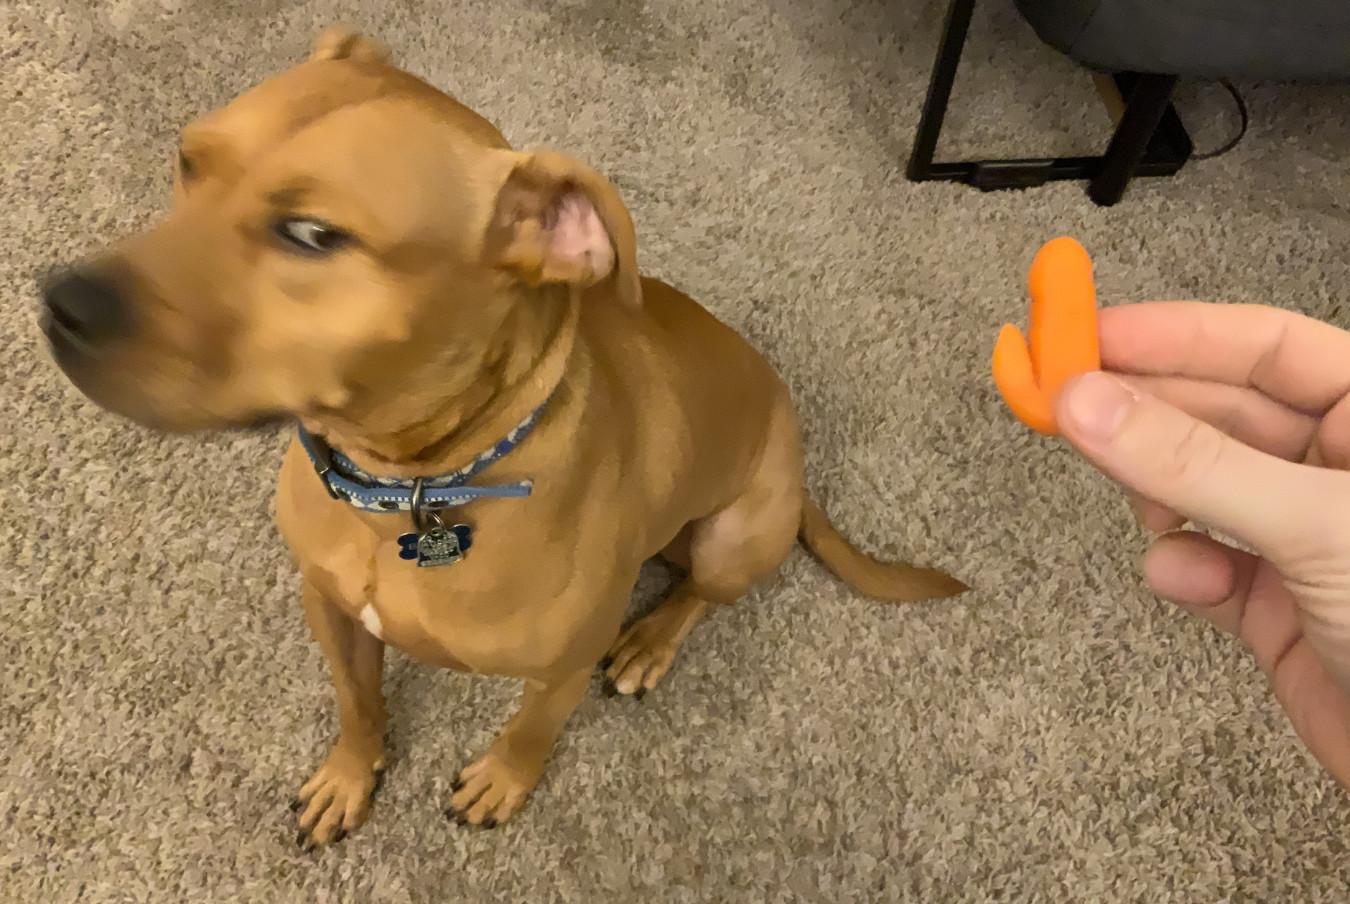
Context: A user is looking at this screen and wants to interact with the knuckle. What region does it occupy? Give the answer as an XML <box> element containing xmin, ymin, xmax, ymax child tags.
<box><xmin>1155</xmin><ymin>416</ymin><xmax>1226</xmax><ymax>490</ymax></box>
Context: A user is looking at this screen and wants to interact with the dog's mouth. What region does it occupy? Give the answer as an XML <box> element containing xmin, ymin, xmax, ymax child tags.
<box><xmin>240</xmin><ymin>410</ymin><xmax>291</xmax><ymax>431</ymax></box>
<box><xmin>42</xmin><ymin>309</ymin><xmax>116</xmax><ymax>394</ymax></box>
<box><xmin>43</xmin><ymin>318</ymin><xmax>287</xmax><ymax>434</ymax></box>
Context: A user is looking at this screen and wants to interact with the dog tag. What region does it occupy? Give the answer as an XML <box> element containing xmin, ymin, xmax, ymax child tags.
<box><xmin>397</xmin><ymin>523</ymin><xmax>473</xmax><ymax>567</ymax></box>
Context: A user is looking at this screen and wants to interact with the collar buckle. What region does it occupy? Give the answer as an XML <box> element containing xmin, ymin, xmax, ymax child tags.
<box><xmin>307</xmin><ymin>434</ymin><xmax>343</xmax><ymax>500</ymax></box>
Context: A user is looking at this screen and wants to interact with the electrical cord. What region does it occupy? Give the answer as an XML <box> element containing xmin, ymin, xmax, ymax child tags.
<box><xmin>1192</xmin><ymin>78</ymin><xmax>1249</xmax><ymax>160</ymax></box>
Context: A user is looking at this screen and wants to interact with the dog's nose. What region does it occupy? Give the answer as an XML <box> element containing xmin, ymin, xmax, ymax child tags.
<box><xmin>42</xmin><ymin>270</ymin><xmax>130</xmax><ymax>350</ymax></box>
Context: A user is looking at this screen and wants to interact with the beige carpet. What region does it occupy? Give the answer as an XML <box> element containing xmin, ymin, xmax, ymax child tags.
<box><xmin>5</xmin><ymin>0</ymin><xmax>1350</xmax><ymax>901</ymax></box>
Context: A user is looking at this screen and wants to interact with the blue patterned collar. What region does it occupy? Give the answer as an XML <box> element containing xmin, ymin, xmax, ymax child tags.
<box><xmin>297</xmin><ymin>399</ymin><xmax>547</xmax><ymax>515</ymax></box>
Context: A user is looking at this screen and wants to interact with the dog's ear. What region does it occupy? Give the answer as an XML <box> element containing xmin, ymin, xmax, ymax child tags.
<box><xmin>308</xmin><ymin>26</ymin><xmax>391</xmax><ymax>64</ymax></box>
<box><xmin>483</xmin><ymin>151</ymin><xmax>641</xmax><ymax>308</ymax></box>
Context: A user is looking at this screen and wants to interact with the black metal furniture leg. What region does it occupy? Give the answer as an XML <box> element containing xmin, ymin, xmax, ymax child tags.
<box><xmin>1086</xmin><ymin>73</ymin><xmax>1180</xmax><ymax>206</ymax></box>
<box><xmin>904</xmin><ymin>1</ymin><xmax>1192</xmax><ymax>201</ymax></box>
<box><xmin>906</xmin><ymin>0</ymin><xmax>977</xmax><ymax>181</ymax></box>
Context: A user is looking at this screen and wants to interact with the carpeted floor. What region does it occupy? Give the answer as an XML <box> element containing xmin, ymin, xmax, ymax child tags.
<box><xmin>5</xmin><ymin>1</ymin><xmax>1350</xmax><ymax>901</ymax></box>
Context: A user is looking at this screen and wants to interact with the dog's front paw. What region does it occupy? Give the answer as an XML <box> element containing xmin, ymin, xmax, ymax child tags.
<box><xmin>445</xmin><ymin>749</ymin><xmax>541</xmax><ymax>828</ymax></box>
<box><xmin>293</xmin><ymin>743</ymin><xmax>384</xmax><ymax>849</ymax></box>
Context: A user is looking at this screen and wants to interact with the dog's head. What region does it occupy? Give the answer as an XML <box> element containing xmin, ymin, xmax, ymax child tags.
<box><xmin>42</xmin><ymin>28</ymin><xmax>640</xmax><ymax>433</ymax></box>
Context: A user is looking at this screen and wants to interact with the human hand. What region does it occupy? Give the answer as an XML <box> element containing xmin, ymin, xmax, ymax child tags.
<box><xmin>1056</xmin><ymin>301</ymin><xmax>1350</xmax><ymax>788</ymax></box>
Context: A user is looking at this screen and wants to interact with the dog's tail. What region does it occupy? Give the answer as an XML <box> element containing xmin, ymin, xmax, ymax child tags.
<box><xmin>798</xmin><ymin>495</ymin><xmax>968</xmax><ymax>602</ymax></box>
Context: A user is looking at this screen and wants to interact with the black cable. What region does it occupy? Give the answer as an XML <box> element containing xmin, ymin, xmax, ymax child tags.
<box><xmin>1192</xmin><ymin>78</ymin><xmax>1249</xmax><ymax>160</ymax></box>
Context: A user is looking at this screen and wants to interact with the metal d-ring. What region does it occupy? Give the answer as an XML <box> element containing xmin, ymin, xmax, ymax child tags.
<box><xmin>410</xmin><ymin>477</ymin><xmax>430</xmax><ymax>533</ymax></box>
<box><xmin>410</xmin><ymin>477</ymin><xmax>448</xmax><ymax>536</ymax></box>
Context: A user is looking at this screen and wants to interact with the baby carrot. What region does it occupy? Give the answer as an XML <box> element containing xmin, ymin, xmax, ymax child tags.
<box><xmin>991</xmin><ymin>237</ymin><xmax>1101</xmax><ymax>435</ymax></box>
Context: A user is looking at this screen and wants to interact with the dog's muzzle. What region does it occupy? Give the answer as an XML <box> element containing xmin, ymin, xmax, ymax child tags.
<box><xmin>41</xmin><ymin>269</ymin><xmax>132</xmax><ymax>358</ymax></box>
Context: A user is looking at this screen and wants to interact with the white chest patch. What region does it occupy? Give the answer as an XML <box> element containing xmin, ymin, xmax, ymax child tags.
<box><xmin>358</xmin><ymin>603</ymin><xmax>384</xmax><ymax>640</ymax></box>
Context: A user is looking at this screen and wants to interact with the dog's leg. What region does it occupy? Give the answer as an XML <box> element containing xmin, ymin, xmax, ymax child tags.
<box><xmin>602</xmin><ymin>578</ymin><xmax>710</xmax><ymax>696</ymax></box>
<box><xmin>294</xmin><ymin>580</ymin><xmax>387</xmax><ymax>847</ymax></box>
<box><xmin>446</xmin><ymin>666</ymin><xmax>590</xmax><ymax>827</ymax></box>
<box><xmin>604</xmin><ymin>397</ymin><xmax>805</xmax><ymax>697</ymax></box>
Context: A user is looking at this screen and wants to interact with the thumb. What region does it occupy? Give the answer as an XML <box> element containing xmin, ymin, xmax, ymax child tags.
<box><xmin>1056</xmin><ymin>371</ymin><xmax>1350</xmax><ymax>571</ymax></box>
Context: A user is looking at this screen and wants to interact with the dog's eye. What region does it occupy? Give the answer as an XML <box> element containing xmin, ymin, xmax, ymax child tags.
<box><xmin>273</xmin><ymin>218</ymin><xmax>353</xmax><ymax>256</ymax></box>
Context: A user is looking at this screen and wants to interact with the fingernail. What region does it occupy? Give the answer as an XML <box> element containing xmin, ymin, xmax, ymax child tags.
<box><xmin>1064</xmin><ymin>372</ymin><xmax>1137</xmax><ymax>440</ymax></box>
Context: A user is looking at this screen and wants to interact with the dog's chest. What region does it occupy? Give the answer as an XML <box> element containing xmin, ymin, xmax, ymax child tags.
<box><xmin>277</xmin><ymin>479</ymin><xmax>576</xmax><ymax>674</ymax></box>
<box><xmin>338</xmin><ymin>536</ymin><xmax>566</xmax><ymax>669</ymax></box>
<box><xmin>365</xmin><ymin>538</ymin><xmax>572</xmax><ymax>673</ymax></box>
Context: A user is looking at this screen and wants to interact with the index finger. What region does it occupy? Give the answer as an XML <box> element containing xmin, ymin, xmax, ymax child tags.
<box><xmin>1100</xmin><ymin>301</ymin><xmax>1350</xmax><ymax>415</ymax></box>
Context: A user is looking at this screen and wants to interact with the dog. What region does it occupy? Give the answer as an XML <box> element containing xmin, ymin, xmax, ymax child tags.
<box><xmin>40</xmin><ymin>28</ymin><xmax>967</xmax><ymax>845</ymax></box>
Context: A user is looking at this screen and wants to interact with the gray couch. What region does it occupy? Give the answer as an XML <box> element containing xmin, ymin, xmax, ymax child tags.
<box><xmin>1018</xmin><ymin>0</ymin><xmax>1350</xmax><ymax>80</ymax></box>
<box><xmin>907</xmin><ymin>0</ymin><xmax>1350</xmax><ymax>205</ymax></box>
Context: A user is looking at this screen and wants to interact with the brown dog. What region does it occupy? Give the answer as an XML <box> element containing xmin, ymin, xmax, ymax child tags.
<box><xmin>40</xmin><ymin>28</ymin><xmax>966</xmax><ymax>844</ymax></box>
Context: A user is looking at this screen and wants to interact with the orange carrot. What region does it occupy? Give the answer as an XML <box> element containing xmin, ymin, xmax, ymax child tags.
<box><xmin>991</xmin><ymin>237</ymin><xmax>1101</xmax><ymax>435</ymax></box>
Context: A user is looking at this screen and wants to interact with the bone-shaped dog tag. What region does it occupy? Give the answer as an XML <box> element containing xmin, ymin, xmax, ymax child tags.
<box><xmin>416</xmin><ymin>525</ymin><xmax>460</xmax><ymax>567</ymax></box>
<box><xmin>397</xmin><ymin>523</ymin><xmax>473</xmax><ymax>567</ymax></box>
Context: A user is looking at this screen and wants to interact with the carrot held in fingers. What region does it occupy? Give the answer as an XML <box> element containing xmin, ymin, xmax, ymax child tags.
<box><xmin>992</xmin><ymin>236</ymin><xmax>1101</xmax><ymax>435</ymax></box>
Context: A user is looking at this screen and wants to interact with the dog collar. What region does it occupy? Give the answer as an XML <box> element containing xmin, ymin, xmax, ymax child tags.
<box><xmin>296</xmin><ymin>400</ymin><xmax>546</xmax><ymax>514</ymax></box>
